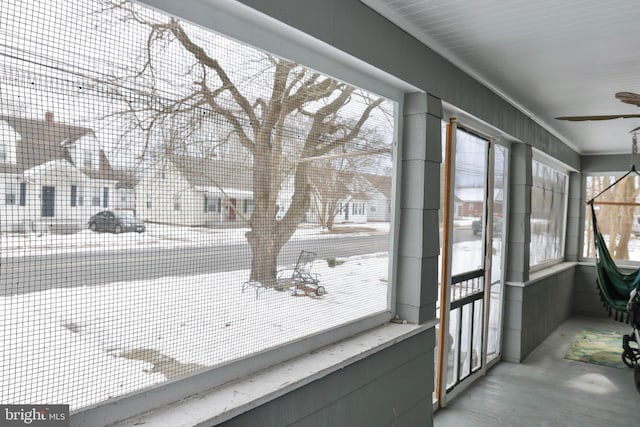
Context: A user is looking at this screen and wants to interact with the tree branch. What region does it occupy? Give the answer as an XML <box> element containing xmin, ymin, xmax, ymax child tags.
<box><xmin>168</xmin><ymin>18</ymin><xmax>260</xmax><ymax>135</ymax></box>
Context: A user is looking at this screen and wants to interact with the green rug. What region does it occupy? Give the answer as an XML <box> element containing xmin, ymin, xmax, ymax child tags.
<box><xmin>564</xmin><ymin>328</ymin><xmax>626</xmax><ymax>369</ymax></box>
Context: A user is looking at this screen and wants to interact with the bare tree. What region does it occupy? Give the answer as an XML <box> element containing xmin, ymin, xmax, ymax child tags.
<box><xmin>309</xmin><ymin>158</ymin><xmax>355</xmax><ymax>231</ymax></box>
<box><xmin>104</xmin><ymin>2</ymin><xmax>387</xmax><ymax>283</ymax></box>
<box><xmin>309</xmin><ymin>142</ymin><xmax>388</xmax><ymax>231</ymax></box>
<box><xmin>586</xmin><ymin>174</ymin><xmax>640</xmax><ymax>260</ymax></box>
<box><xmin>603</xmin><ymin>176</ymin><xmax>637</xmax><ymax>259</ymax></box>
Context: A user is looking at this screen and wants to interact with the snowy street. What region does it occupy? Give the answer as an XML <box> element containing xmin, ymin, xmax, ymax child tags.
<box><xmin>1</xmin><ymin>232</ymin><xmax>389</xmax><ymax>296</ymax></box>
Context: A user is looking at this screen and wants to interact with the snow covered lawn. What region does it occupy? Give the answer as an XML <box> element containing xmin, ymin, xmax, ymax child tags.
<box><xmin>0</xmin><ymin>253</ymin><xmax>389</xmax><ymax>409</ymax></box>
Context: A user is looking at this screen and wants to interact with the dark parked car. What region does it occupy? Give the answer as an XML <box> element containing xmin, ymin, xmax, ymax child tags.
<box><xmin>472</xmin><ymin>218</ymin><xmax>503</xmax><ymax>236</ymax></box>
<box><xmin>88</xmin><ymin>210</ymin><xmax>145</xmax><ymax>233</ymax></box>
<box><xmin>472</xmin><ymin>219</ymin><xmax>482</xmax><ymax>236</ymax></box>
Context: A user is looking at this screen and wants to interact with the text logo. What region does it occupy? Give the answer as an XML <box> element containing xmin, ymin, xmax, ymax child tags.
<box><xmin>1</xmin><ymin>405</ymin><xmax>69</xmax><ymax>426</ymax></box>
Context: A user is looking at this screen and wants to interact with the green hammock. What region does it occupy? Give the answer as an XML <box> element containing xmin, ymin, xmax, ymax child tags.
<box><xmin>590</xmin><ymin>200</ymin><xmax>640</xmax><ymax>320</ymax></box>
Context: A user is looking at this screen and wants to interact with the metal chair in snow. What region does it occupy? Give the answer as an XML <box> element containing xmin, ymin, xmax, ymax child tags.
<box><xmin>288</xmin><ymin>250</ymin><xmax>326</xmax><ymax>297</ymax></box>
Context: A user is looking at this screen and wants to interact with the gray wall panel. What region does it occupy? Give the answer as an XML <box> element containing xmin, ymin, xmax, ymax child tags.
<box><xmin>574</xmin><ymin>264</ymin><xmax>610</xmax><ymax>318</ymax></box>
<box><xmin>582</xmin><ymin>154</ymin><xmax>636</xmax><ymax>172</ymax></box>
<box><xmin>221</xmin><ymin>329</ymin><xmax>435</xmax><ymax>427</ymax></box>
<box><xmin>503</xmin><ymin>267</ymin><xmax>576</xmax><ymax>362</ymax></box>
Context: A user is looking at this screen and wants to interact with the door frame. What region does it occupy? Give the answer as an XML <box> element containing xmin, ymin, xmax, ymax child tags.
<box><xmin>436</xmin><ymin>119</ymin><xmax>504</xmax><ymax>406</ymax></box>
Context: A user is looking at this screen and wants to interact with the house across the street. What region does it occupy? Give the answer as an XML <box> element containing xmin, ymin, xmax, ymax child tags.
<box><xmin>0</xmin><ymin>112</ymin><xmax>130</xmax><ymax>233</ymax></box>
<box><xmin>135</xmin><ymin>155</ymin><xmax>256</xmax><ymax>227</ymax></box>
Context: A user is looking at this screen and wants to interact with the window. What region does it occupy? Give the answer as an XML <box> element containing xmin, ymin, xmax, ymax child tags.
<box><xmin>19</xmin><ymin>182</ymin><xmax>26</xmax><ymax>206</ymax></box>
<box><xmin>71</xmin><ymin>185</ymin><xmax>77</xmax><ymax>207</ymax></box>
<box><xmin>584</xmin><ymin>174</ymin><xmax>640</xmax><ymax>262</ymax></box>
<box><xmin>91</xmin><ymin>187</ymin><xmax>101</xmax><ymax>206</ymax></box>
<box><xmin>0</xmin><ymin>0</ymin><xmax>396</xmax><ymax>420</ymax></box>
<box><xmin>5</xmin><ymin>182</ymin><xmax>16</xmax><ymax>205</ymax></box>
<box><xmin>0</xmin><ymin>144</ymin><xmax>6</xmax><ymax>162</ymax></box>
<box><xmin>204</xmin><ymin>194</ymin><xmax>220</xmax><ymax>213</ymax></box>
<box><xmin>530</xmin><ymin>159</ymin><xmax>568</xmax><ymax>268</ymax></box>
<box><xmin>83</xmin><ymin>149</ymin><xmax>93</xmax><ymax>168</ymax></box>
<box><xmin>243</xmin><ymin>199</ymin><xmax>254</xmax><ymax>214</ymax></box>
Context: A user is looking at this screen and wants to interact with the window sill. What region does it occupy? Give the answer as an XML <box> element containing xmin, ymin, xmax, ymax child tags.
<box><xmin>579</xmin><ymin>260</ymin><xmax>640</xmax><ymax>270</ymax></box>
<box><xmin>506</xmin><ymin>261</ymin><xmax>577</xmax><ymax>288</ymax></box>
<box><xmin>109</xmin><ymin>320</ymin><xmax>435</xmax><ymax>427</ymax></box>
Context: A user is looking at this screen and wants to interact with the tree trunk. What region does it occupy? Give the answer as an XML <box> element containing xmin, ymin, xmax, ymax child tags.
<box><xmin>247</xmin><ymin>144</ymin><xmax>311</xmax><ymax>283</ymax></box>
<box><xmin>319</xmin><ymin>199</ymin><xmax>329</xmax><ymax>229</ymax></box>
<box><xmin>326</xmin><ymin>209</ymin><xmax>335</xmax><ymax>231</ymax></box>
<box><xmin>246</xmin><ymin>140</ymin><xmax>280</xmax><ymax>284</ymax></box>
<box><xmin>247</xmin><ymin>234</ymin><xmax>281</xmax><ymax>284</ymax></box>
<box><xmin>613</xmin><ymin>178</ymin><xmax>635</xmax><ymax>259</ymax></box>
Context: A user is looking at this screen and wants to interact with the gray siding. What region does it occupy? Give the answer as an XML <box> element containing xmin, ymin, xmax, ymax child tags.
<box><xmin>573</xmin><ymin>264</ymin><xmax>613</xmax><ymax>319</ymax></box>
<box><xmin>221</xmin><ymin>329</ymin><xmax>435</xmax><ymax>427</ymax></box>
<box><xmin>503</xmin><ymin>266</ymin><xmax>575</xmax><ymax>362</ymax></box>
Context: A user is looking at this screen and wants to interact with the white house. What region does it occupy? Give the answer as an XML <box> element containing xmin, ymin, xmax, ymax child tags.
<box><xmin>307</xmin><ymin>168</ymin><xmax>392</xmax><ymax>225</ymax></box>
<box><xmin>454</xmin><ymin>186</ymin><xmax>505</xmax><ymax>219</ymax></box>
<box><xmin>332</xmin><ymin>178</ymin><xmax>371</xmax><ymax>224</ymax></box>
<box><xmin>136</xmin><ymin>155</ymin><xmax>255</xmax><ymax>227</ymax></box>
<box><xmin>362</xmin><ymin>174</ymin><xmax>392</xmax><ymax>222</ymax></box>
<box><xmin>0</xmin><ymin>113</ymin><xmax>126</xmax><ymax>233</ymax></box>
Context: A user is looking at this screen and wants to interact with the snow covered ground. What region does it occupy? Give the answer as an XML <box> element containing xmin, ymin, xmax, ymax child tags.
<box><xmin>0</xmin><ymin>223</ymin><xmax>390</xmax><ymax>410</ymax></box>
<box><xmin>1</xmin><ymin>221</ymin><xmax>508</xmax><ymax>410</ymax></box>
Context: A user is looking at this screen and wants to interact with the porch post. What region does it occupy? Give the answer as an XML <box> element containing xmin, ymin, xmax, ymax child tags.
<box><xmin>565</xmin><ymin>172</ymin><xmax>582</xmax><ymax>262</ymax></box>
<box><xmin>396</xmin><ymin>92</ymin><xmax>442</xmax><ymax>324</ymax></box>
<box><xmin>506</xmin><ymin>142</ymin><xmax>532</xmax><ymax>284</ymax></box>
<box><xmin>502</xmin><ymin>142</ymin><xmax>532</xmax><ymax>362</ymax></box>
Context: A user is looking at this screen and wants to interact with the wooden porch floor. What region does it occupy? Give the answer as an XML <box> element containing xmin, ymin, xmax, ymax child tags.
<box><xmin>434</xmin><ymin>316</ymin><xmax>638</xmax><ymax>426</ymax></box>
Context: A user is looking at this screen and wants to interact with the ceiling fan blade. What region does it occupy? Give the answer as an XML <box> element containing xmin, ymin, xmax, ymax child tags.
<box><xmin>556</xmin><ymin>114</ymin><xmax>640</xmax><ymax>121</ymax></box>
<box><xmin>629</xmin><ymin>125</ymin><xmax>640</xmax><ymax>133</ymax></box>
<box><xmin>616</xmin><ymin>92</ymin><xmax>640</xmax><ymax>106</ymax></box>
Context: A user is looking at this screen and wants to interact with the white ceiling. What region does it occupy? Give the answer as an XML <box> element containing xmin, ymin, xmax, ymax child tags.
<box><xmin>361</xmin><ymin>0</ymin><xmax>640</xmax><ymax>155</ymax></box>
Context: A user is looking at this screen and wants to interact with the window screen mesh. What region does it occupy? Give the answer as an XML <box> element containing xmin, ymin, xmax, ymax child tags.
<box><xmin>583</xmin><ymin>174</ymin><xmax>640</xmax><ymax>262</ymax></box>
<box><xmin>530</xmin><ymin>159</ymin><xmax>567</xmax><ymax>266</ymax></box>
<box><xmin>0</xmin><ymin>0</ymin><xmax>395</xmax><ymax>409</ymax></box>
